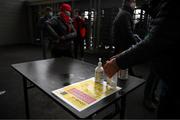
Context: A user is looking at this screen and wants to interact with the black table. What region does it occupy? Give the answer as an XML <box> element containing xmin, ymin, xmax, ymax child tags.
<box><xmin>12</xmin><ymin>57</ymin><xmax>145</xmax><ymax>119</ymax></box>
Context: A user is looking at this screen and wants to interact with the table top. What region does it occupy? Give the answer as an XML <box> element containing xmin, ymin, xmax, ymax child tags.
<box><xmin>12</xmin><ymin>57</ymin><xmax>145</xmax><ymax>118</ymax></box>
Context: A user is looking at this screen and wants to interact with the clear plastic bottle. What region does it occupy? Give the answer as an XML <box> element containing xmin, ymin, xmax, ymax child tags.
<box><xmin>118</xmin><ymin>69</ymin><xmax>128</xmax><ymax>80</ymax></box>
<box><xmin>95</xmin><ymin>58</ymin><xmax>104</xmax><ymax>83</ymax></box>
<box><xmin>107</xmin><ymin>73</ymin><xmax>118</xmax><ymax>89</ymax></box>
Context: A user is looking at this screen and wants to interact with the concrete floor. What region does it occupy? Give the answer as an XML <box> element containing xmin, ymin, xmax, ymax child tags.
<box><xmin>0</xmin><ymin>44</ymin><xmax>156</xmax><ymax>119</ymax></box>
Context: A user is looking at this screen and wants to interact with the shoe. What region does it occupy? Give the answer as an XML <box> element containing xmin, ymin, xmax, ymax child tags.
<box><xmin>143</xmin><ymin>100</ymin><xmax>157</xmax><ymax>112</ymax></box>
<box><xmin>153</xmin><ymin>96</ymin><xmax>160</xmax><ymax>105</ymax></box>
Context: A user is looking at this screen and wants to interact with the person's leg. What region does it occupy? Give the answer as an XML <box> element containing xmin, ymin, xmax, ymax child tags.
<box><xmin>80</xmin><ymin>38</ymin><xmax>84</xmax><ymax>59</ymax></box>
<box><xmin>143</xmin><ymin>69</ymin><xmax>159</xmax><ymax>111</ymax></box>
<box><xmin>74</xmin><ymin>39</ymin><xmax>79</xmax><ymax>59</ymax></box>
<box><xmin>157</xmin><ymin>79</ymin><xmax>180</xmax><ymax>119</ymax></box>
<box><xmin>152</xmin><ymin>75</ymin><xmax>160</xmax><ymax>105</ymax></box>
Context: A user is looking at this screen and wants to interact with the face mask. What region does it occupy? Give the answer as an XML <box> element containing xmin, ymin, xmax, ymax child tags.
<box><xmin>74</xmin><ymin>13</ymin><xmax>78</xmax><ymax>17</ymax></box>
<box><xmin>49</xmin><ymin>12</ymin><xmax>53</xmax><ymax>16</ymax></box>
<box><xmin>65</xmin><ymin>11</ymin><xmax>71</xmax><ymax>17</ymax></box>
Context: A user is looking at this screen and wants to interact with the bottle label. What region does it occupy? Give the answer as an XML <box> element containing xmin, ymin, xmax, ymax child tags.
<box><xmin>119</xmin><ymin>69</ymin><xmax>128</xmax><ymax>80</ymax></box>
<box><xmin>95</xmin><ymin>71</ymin><xmax>104</xmax><ymax>83</ymax></box>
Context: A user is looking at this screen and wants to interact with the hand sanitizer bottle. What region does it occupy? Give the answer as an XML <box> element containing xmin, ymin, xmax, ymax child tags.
<box><xmin>95</xmin><ymin>58</ymin><xmax>104</xmax><ymax>83</ymax></box>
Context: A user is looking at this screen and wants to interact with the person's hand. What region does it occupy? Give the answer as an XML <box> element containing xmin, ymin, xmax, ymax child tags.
<box><xmin>133</xmin><ymin>34</ymin><xmax>142</xmax><ymax>43</ymax></box>
<box><xmin>103</xmin><ymin>58</ymin><xmax>120</xmax><ymax>78</ymax></box>
<box><xmin>58</xmin><ymin>36</ymin><xmax>65</xmax><ymax>41</ymax></box>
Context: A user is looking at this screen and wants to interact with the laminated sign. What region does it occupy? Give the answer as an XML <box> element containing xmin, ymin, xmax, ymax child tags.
<box><xmin>52</xmin><ymin>77</ymin><xmax>121</xmax><ymax>111</ymax></box>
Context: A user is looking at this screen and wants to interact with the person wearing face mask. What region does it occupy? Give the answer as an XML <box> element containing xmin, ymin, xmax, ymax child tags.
<box><xmin>46</xmin><ymin>3</ymin><xmax>77</xmax><ymax>58</ymax></box>
<box><xmin>112</xmin><ymin>0</ymin><xmax>141</xmax><ymax>76</ymax></box>
<box><xmin>38</xmin><ymin>7</ymin><xmax>53</xmax><ymax>33</ymax></box>
<box><xmin>36</xmin><ymin>7</ymin><xmax>53</xmax><ymax>59</ymax></box>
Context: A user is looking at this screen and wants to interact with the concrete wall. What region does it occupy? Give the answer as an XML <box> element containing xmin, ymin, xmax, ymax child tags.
<box><xmin>73</xmin><ymin>0</ymin><xmax>123</xmax><ymax>9</ymax></box>
<box><xmin>73</xmin><ymin>0</ymin><xmax>90</xmax><ymax>9</ymax></box>
<box><xmin>0</xmin><ymin>0</ymin><xmax>29</xmax><ymax>46</ymax></box>
<box><xmin>100</xmin><ymin>0</ymin><xmax>122</xmax><ymax>8</ymax></box>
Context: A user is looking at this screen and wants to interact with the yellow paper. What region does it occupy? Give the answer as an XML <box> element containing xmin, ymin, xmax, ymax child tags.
<box><xmin>52</xmin><ymin>77</ymin><xmax>121</xmax><ymax>111</ymax></box>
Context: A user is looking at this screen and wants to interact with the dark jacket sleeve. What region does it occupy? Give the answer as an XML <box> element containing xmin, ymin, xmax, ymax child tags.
<box><xmin>46</xmin><ymin>18</ymin><xmax>76</xmax><ymax>42</ymax></box>
<box><xmin>123</xmin><ymin>12</ymin><xmax>137</xmax><ymax>45</ymax></box>
<box><xmin>116</xmin><ymin>1</ymin><xmax>178</xmax><ymax>69</ymax></box>
<box><xmin>63</xmin><ymin>21</ymin><xmax>77</xmax><ymax>41</ymax></box>
<box><xmin>45</xmin><ymin>17</ymin><xmax>60</xmax><ymax>39</ymax></box>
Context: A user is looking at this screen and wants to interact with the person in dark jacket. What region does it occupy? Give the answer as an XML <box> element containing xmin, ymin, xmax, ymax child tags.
<box><xmin>38</xmin><ymin>7</ymin><xmax>53</xmax><ymax>33</ymax></box>
<box><xmin>37</xmin><ymin>7</ymin><xmax>53</xmax><ymax>59</ymax></box>
<box><xmin>46</xmin><ymin>3</ymin><xmax>77</xmax><ymax>58</ymax></box>
<box><xmin>112</xmin><ymin>0</ymin><xmax>141</xmax><ymax>76</ymax></box>
<box><xmin>112</xmin><ymin>0</ymin><xmax>140</xmax><ymax>53</ymax></box>
<box><xmin>141</xmin><ymin>1</ymin><xmax>162</xmax><ymax>111</ymax></box>
<box><xmin>104</xmin><ymin>0</ymin><xmax>179</xmax><ymax>118</ymax></box>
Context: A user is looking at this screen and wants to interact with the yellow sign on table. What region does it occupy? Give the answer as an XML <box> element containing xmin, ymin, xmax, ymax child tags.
<box><xmin>52</xmin><ymin>77</ymin><xmax>121</xmax><ymax>111</ymax></box>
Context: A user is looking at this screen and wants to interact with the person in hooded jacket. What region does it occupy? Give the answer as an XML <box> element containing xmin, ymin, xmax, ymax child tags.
<box><xmin>46</xmin><ymin>3</ymin><xmax>77</xmax><ymax>58</ymax></box>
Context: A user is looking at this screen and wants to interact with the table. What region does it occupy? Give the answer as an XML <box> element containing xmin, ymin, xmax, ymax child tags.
<box><xmin>12</xmin><ymin>57</ymin><xmax>145</xmax><ymax>119</ymax></box>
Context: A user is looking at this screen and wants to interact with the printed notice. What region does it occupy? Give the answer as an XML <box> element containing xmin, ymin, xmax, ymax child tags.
<box><xmin>52</xmin><ymin>77</ymin><xmax>121</xmax><ymax>111</ymax></box>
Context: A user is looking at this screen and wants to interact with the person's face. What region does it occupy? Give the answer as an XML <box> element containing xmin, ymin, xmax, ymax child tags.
<box><xmin>130</xmin><ymin>0</ymin><xmax>136</xmax><ymax>10</ymax></box>
<box><xmin>74</xmin><ymin>11</ymin><xmax>79</xmax><ymax>17</ymax></box>
<box><xmin>81</xmin><ymin>13</ymin><xmax>85</xmax><ymax>18</ymax></box>
<box><xmin>49</xmin><ymin>11</ymin><xmax>53</xmax><ymax>16</ymax></box>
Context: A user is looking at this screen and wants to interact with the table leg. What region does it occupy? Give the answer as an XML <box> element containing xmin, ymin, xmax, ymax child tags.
<box><xmin>23</xmin><ymin>76</ymin><xmax>30</xmax><ymax>119</ymax></box>
<box><xmin>120</xmin><ymin>94</ymin><xmax>126</xmax><ymax>119</ymax></box>
<box><xmin>102</xmin><ymin>101</ymin><xmax>120</xmax><ymax>119</ymax></box>
<box><xmin>115</xmin><ymin>101</ymin><xmax>120</xmax><ymax>114</ymax></box>
<box><xmin>84</xmin><ymin>114</ymin><xmax>96</xmax><ymax>120</ymax></box>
